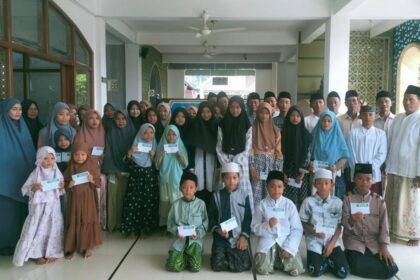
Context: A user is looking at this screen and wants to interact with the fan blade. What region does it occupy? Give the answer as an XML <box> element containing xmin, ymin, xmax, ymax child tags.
<box><xmin>203</xmin><ymin>53</ymin><xmax>214</xmax><ymax>59</ymax></box>
<box><xmin>211</xmin><ymin>27</ymin><xmax>246</xmax><ymax>33</ymax></box>
<box><xmin>195</xmin><ymin>32</ymin><xmax>202</xmax><ymax>38</ymax></box>
<box><xmin>187</xmin><ymin>26</ymin><xmax>200</xmax><ymax>31</ymax></box>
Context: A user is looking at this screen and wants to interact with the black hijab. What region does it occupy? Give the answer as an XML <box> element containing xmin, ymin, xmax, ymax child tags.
<box><xmin>102</xmin><ymin>102</ymin><xmax>119</xmax><ymax>132</ymax></box>
<box><xmin>127</xmin><ymin>100</ymin><xmax>143</xmax><ymax>131</ymax></box>
<box><xmin>170</xmin><ymin>107</ymin><xmax>193</xmax><ymax>145</ymax></box>
<box><xmin>54</xmin><ymin>128</ymin><xmax>73</xmax><ymax>173</ymax></box>
<box><xmin>102</xmin><ymin>110</ymin><xmax>136</xmax><ymax>173</ymax></box>
<box><xmin>219</xmin><ymin>96</ymin><xmax>251</xmax><ymax>155</ymax></box>
<box><xmin>21</xmin><ymin>99</ymin><xmax>44</xmax><ymax>148</ymax></box>
<box><xmin>281</xmin><ymin>105</ymin><xmax>312</xmax><ymax>175</ymax></box>
<box><xmin>191</xmin><ymin>102</ymin><xmax>218</xmax><ymax>153</ymax></box>
<box><xmin>146</xmin><ymin>107</ymin><xmax>164</xmax><ymax>143</ymax></box>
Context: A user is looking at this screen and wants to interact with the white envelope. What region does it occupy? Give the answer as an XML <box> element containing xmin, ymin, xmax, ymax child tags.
<box><xmin>315</xmin><ymin>224</ymin><xmax>336</xmax><ymax>235</ymax></box>
<box><xmin>350</xmin><ymin>202</ymin><xmax>370</xmax><ymax>215</ymax></box>
<box><xmin>288</xmin><ymin>178</ymin><xmax>302</xmax><ymax>188</ymax></box>
<box><xmin>61</xmin><ymin>152</ymin><xmax>71</xmax><ymax>162</ymax></box>
<box><xmin>41</xmin><ymin>178</ymin><xmax>60</xmax><ymax>192</ymax></box>
<box><xmin>177</xmin><ymin>225</ymin><xmax>196</xmax><ymax>237</ymax></box>
<box><xmin>259</xmin><ymin>171</ymin><xmax>268</xmax><ymax>181</ymax></box>
<box><xmin>55</xmin><ymin>153</ymin><xmax>62</xmax><ymax>163</ymax></box>
<box><xmin>92</xmin><ymin>146</ymin><xmax>104</xmax><ymax>156</ymax></box>
<box><xmin>220</xmin><ymin>217</ymin><xmax>238</xmax><ymax>232</ymax></box>
<box><xmin>266</xmin><ymin>207</ymin><xmax>286</xmax><ymax>219</ymax></box>
<box><xmin>164</xmin><ymin>144</ymin><xmax>179</xmax><ymax>154</ymax></box>
<box><xmin>72</xmin><ymin>171</ymin><xmax>90</xmax><ymax>186</ymax></box>
<box><xmin>137</xmin><ymin>143</ymin><xmax>152</xmax><ymax>153</ymax></box>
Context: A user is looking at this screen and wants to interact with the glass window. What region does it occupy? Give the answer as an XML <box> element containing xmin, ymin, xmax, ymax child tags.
<box><xmin>49</xmin><ymin>6</ymin><xmax>71</xmax><ymax>58</ymax></box>
<box><xmin>30</xmin><ymin>56</ymin><xmax>60</xmax><ymax>70</ymax></box>
<box><xmin>76</xmin><ymin>69</ymin><xmax>90</xmax><ymax>107</ymax></box>
<box><xmin>0</xmin><ymin>0</ymin><xmax>5</xmax><ymax>38</ymax></box>
<box><xmin>0</xmin><ymin>47</ymin><xmax>8</xmax><ymax>99</ymax></box>
<box><xmin>76</xmin><ymin>34</ymin><xmax>89</xmax><ymax>65</ymax></box>
<box><xmin>12</xmin><ymin>52</ymin><xmax>24</xmax><ymax>69</ymax></box>
<box><xmin>11</xmin><ymin>0</ymin><xmax>43</xmax><ymax>50</ymax></box>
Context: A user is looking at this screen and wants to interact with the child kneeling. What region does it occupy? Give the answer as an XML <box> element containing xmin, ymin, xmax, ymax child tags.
<box><xmin>251</xmin><ymin>170</ymin><xmax>305</xmax><ymax>276</ymax></box>
<box><xmin>299</xmin><ymin>169</ymin><xmax>349</xmax><ymax>278</ymax></box>
<box><xmin>166</xmin><ymin>172</ymin><xmax>208</xmax><ymax>272</ymax></box>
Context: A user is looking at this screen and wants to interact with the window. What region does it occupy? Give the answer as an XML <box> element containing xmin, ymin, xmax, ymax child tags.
<box><xmin>0</xmin><ymin>47</ymin><xmax>7</xmax><ymax>99</ymax></box>
<box><xmin>11</xmin><ymin>0</ymin><xmax>43</xmax><ymax>50</ymax></box>
<box><xmin>49</xmin><ymin>6</ymin><xmax>71</xmax><ymax>58</ymax></box>
<box><xmin>397</xmin><ymin>43</ymin><xmax>420</xmax><ymax>113</ymax></box>
<box><xmin>76</xmin><ymin>69</ymin><xmax>90</xmax><ymax>107</ymax></box>
<box><xmin>0</xmin><ymin>0</ymin><xmax>5</xmax><ymax>38</ymax></box>
<box><xmin>76</xmin><ymin>33</ymin><xmax>89</xmax><ymax>65</ymax></box>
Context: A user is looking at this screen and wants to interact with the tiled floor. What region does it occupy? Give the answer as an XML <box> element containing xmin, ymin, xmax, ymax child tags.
<box><xmin>1</xmin><ymin>232</ymin><xmax>418</xmax><ymax>280</ymax></box>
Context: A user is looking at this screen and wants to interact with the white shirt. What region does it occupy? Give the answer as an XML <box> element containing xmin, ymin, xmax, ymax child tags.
<box><xmin>386</xmin><ymin>111</ymin><xmax>420</xmax><ymax>178</ymax></box>
<box><xmin>337</xmin><ymin>113</ymin><xmax>362</xmax><ymax>139</ymax></box>
<box><xmin>374</xmin><ymin>112</ymin><xmax>395</xmax><ymax>136</ymax></box>
<box><xmin>347</xmin><ymin>126</ymin><xmax>387</xmax><ymax>183</ymax></box>
<box><xmin>272</xmin><ymin>111</ymin><xmax>280</xmax><ymax>118</ymax></box>
<box><xmin>251</xmin><ymin>196</ymin><xmax>302</xmax><ymax>256</ymax></box>
<box><xmin>304</xmin><ymin>114</ymin><xmax>319</xmax><ymax>133</ymax></box>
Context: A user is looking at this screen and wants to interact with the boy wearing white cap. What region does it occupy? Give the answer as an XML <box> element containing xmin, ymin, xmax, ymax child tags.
<box><xmin>252</xmin><ymin>170</ymin><xmax>305</xmax><ymax>276</ymax></box>
<box><xmin>299</xmin><ymin>168</ymin><xmax>349</xmax><ymax>278</ymax></box>
<box><xmin>208</xmin><ymin>162</ymin><xmax>252</xmax><ymax>272</ymax></box>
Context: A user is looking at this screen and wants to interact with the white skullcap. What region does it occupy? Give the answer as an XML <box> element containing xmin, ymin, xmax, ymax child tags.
<box><xmin>221</xmin><ymin>162</ymin><xmax>240</xmax><ymax>174</ymax></box>
<box><xmin>314</xmin><ymin>168</ymin><xmax>333</xmax><ymax>180</ymax></box>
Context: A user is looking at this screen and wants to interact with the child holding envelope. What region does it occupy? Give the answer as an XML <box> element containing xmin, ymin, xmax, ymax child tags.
<box><xmin>13</xmin><ymin>146</ymin><xmax>65</xmax><ymax>266</ymax></box>
<box><xmin>63</xmin><ymin>142</ymin><xmax>102</xmax><ymax>259</ymax></box>
<box><xmin>208</xmin><ymin>162</ymin><xmax>252</xmax><ymax>272</ymax></box>
<box><xmin>166</xmin><ymin>172</ymin><xmax>208</xmax><ymax>272</ymax></box>
<box><xmin>251</xmin><ymin>170</ymin><xmax>305</xmax><ymax>276</ymax></box>
<box><xmin>299</xmin><ymin>168</ymin><xmax>349</xmax><ymax>278</ymax></box>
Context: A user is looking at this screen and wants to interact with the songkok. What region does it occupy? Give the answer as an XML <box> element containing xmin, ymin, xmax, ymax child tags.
<box><xmin>327</xmin><ymin>91</ymin><xmax>340</xmax><ymax>100</ymax></box>
<box><xmin>248</xmin><ymin>92</ymin><xmax>260</xmax><ymax>101</ymax></box>
<box><xmin>314</xmin><ymin>168</ymin><xmax>333</xmax><ymax>181</ymax></box>
<box><xmin>277</xmin><ymin>91</ymin><xmax>292</xmax><ymax>100</ymax></box>
<box><xmin>266</xmin><ymin>170</ymin><xmax>285</xmax><ymax>183</ymax></box>
<box><xmin>375</xmin><ymin>91</ymin><xmax>392</xmax><ymax>101</ymax></box>
<box><xmin>361</xmin><ymin>105</ymin><xmax>375</xmax><ymax>113</ymax></box>
<box><xmin>264</xmin><ymin>91</ymin><xmax>276</xmax><ymax>100</ymax></box>
<box><xmin>221</xmin><ymin>162</ymin><xmax>240</xmax><ymax>174</ymax></box>
<box><xmin>345</xmin><ymin>90</ymin><xmax>358</xmax><ymax>99</ymax></box>
<box><xmin>404</xmin><ymin>85</ymin><xmax>420</xmax><ymax>97</ymax></box>
<box><xmin>180</xmin><ymin>171</ymin><xmax>198</xmax><ymax>186</ymax></box>
<box><xmin>354</xmin><ymin>163</ymin><xmax>373</xmax><ymax>175</ymax></box>
<box><xmin>310</xmin><ymin>92</ymin><xmax>324</xmax><ymax>102</ymax></box>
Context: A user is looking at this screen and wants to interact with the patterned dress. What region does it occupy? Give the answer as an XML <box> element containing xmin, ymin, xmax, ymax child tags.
<box><xmin>121</xmin><ymin>160</ymin><xmax>159</xmax><ymax>234</ymax></box>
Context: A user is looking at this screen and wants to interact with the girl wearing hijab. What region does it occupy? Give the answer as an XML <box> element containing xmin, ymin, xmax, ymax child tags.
<box><xmin>37</xmin><ymin>102</ymin><xmax>75</xmax><ymax>148</ymax></box>
<box><xmin>155</xmin><ymin>125</ymin><xmax>188</xmax><ymax>226</ymax></box>
<box><xmin>309</xmin><ymin>110</ymin><xmax>350</xmax><ymax>200</ymax></box>
<box><xmin>74</xmin><ymin>109</ymin><xmax>107</xmax><ymax>228</ymax></box>
<box><xmin>102</xmin><ymin>102</ymin><xmax>118</xmax><ymax>132</ymax></box>
<box><xmin>102</xmin><ymin>110</ymin><xmax>136</xmax><ymax>232</ymax></box>
<box><xmin>122</xmin><ymin>123</ymin><xmax>159</xmax><ymax>236</ymax></box>
<box><xmin>21</xmin><ymin>99</ymin><xmax>44</xmax><ymax>148</ymax></box>
<box><xmin>157</xmin><ymin>102</ymin><xmax>172</xmax><ymax>128</ymax></box>
<box><xmin>13</xmin><ymin>147</ymin><xmax>65</xmax><ymax>266</ymax></box>
<box><xmin>77</xmin><ymin>105</ymin><xmax>89</xmax><ymax>128</ymax></box>
<box><xmin>146</xmin><ymin>107</ymin><xmax>164</xmax><ymax>143</ymax></box>
<box><xmin>282</xmin><ymin>105</ymin><xmax>312</xmax><ymax>207</ymax></box>
<box><xmin>250</xmin><ymin>102</ymin><xmax>282</xmax><ymax>207</ymax></box>
<box><xmin>190</xmin><ymin>102</ymin><xmax>219</xmax><ymax>206</ymax></box>
<box><xmin>170</xmin><ymin>107</ymin><xmax>194</xmax><ymax>168</ymax></box>
<box><xmin>0</xmin><ymin>99</ymin><xmax>36</xmax><ymax>256</ymax></box>
<box><xmin>127</xmin><ymin>100</ymin><xmax>143</xmax><ymax>131</ymax></box>
<box><xmin>139</xmin><ymin>100</ymin><xmax>151</xmax><ymax>123</ymax></box>
<box><xmin>64</xmin><ymin>142</ymin><xmax>102</xmax><ymax>259</ymax></box>
<box><xmin>216</xmin><ymin>96</ymin><xmax>253</xmax><ymax>210</ymax></box>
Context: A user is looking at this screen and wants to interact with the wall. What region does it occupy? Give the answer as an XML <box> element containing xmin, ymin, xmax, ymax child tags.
<box><xmin>106</xmin><ymin>44</ymin><xmax>126</xmax><ymax>108</ymax></box>
<box><xmin>255</xmin><ymin>69</ymin><xmax>273</xmax><ymax>95</ymax></box>
<box><xmin>277</xmin><ymin>62</ymin><xmax>298</xmax><ymax>103</ymax></box>
<box><xmin>141</xmin><ymin>46</ymin><xmax>168</xmax><ymax>100</ymax></box>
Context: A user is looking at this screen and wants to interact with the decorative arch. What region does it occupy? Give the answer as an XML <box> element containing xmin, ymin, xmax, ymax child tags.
<box><xmin>149</xmin><ymin>63</ymin><xmax>161</xmax><ymax>97</ymax></box>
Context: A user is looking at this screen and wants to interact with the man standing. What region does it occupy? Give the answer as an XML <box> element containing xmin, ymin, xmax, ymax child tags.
<box><xmin>347</xmin><ymin>105</ymin><xmax>387</xmax><ymax>195</ymax></box>
<box><xmin>337</xmin><ymin>90</ymin><xmax>362</xmax><ymax>139</ymax></box>
<box><xmin>304</xmin><ymin>92</ymin><xmax>325</xmax><ymax>133</ymax></box>
<box><xmin>374</xmin><ymin>91</ymin><xmax>395</xmax><ymax>136</ymax></box>
<box><xmin>264</xmin><ymin>91</ymin><xmax>279</xmax><ymax>117</ymax></box>
<box><xmin>327</xmin><ymin>91</ymin><xmax>341</xmax><ymax>115</ymax></box>
<box><xmin>246</xmin><ymin>92</ymin><xmax>260</xmax><ymax>124</ymax></box>
<box><xmin>273</xmin><ymin>91</ymin><xmax>292</xmax><ymax>130</ymax></box>
<box><xmin>385</xmin><ymin>85</ymin><xmax>420</xmax><ymax>246</ymax></box>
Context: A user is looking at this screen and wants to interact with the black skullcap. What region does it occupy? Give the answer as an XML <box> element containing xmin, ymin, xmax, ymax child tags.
<box><xmin>264</xmin><ymin>91</ymin><xmax>276</xmax><ymax>100</ymax></box>
<box><xmin>327</xmin><ymin>91</ymin><xmax>340</xmax><ymax>100</ymax></box>
<box><xmin>375</xmin><ymin>90</ymin><xmax>392</xmax><ymax>101</ymax></box>
<box><xmin>361</xmin><ymin>105</ymin><xmax>375</xmax><ymax>113</ymax></box>
<box><xmin>266</xmin><ymin>170</ymin><xmax>285</xmax><ymax>183</ymax></box>
<box><xmin>277</xmin><ymin>91</ymin><xmax>291</xmax><ymax>100</ymax></box>
<box><xmin>208</xmin><ymin>92</ymin><xmax>217</xmax><ymax>99</ymax></box>
<box><xmin>248</xmin><ymin>92</ymin><xmax>260</xmax><ymax>101</ymax></box>
<box><xmin>354</xmin><ymin>163</ymin><xmax>373</xmax><ymax>175</ymax></box>
<box><xmin>310</xmin><ymin>92</ymin><xmax>324</xmax><ymax>102</ymax></box>
<box><xmin>345</xmin><ymin>90</ymin><xmax>358</xmax><ymax>99</ymax></box>
<box><xmin>404</xmin><ymin>85</ymin><xmax>420</xmax><ymax>97</ymax></box>
<box><xmin>180</xmin><ymin>171</ymin><xmax>198</xmax><ymax>186</ymax></box>
<box><xmin>217</xmin><ymin>91</ymin><xmax>228</xmax><ymax>100</ymax></box>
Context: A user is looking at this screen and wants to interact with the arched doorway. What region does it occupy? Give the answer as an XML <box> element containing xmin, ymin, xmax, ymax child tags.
<box><xmin>149</xmin><ymin>63</ymin><xmax>161</xmax><ymax>97</ymax></box>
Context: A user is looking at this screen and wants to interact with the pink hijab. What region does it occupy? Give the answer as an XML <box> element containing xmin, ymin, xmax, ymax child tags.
<box><xmin>74</xmin><ymin>109</ymin><xmax>105</xmax><ymax>149</ymax></box>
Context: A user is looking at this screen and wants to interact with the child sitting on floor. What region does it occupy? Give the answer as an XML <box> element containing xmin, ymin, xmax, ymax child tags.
<box><xmin>251</xmin><ymin>170</ymin><xmax>305</xmax><ymax>276</ymax></box>
<box><xmin>299</xmin><ymin>168</ymin><xmax>349</xmax><ymax>278</ymax></box>
<box><xmin>166</xmin><ymin>172</ymin><xmax>208</xmax><ymax>272</ymax></box>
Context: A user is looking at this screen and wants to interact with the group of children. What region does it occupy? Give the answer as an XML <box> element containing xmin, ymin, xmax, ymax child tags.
<box><xmin>165</xmin><ymin>161</ymin><xmax>399</xmax><ymax>279</ymax></box>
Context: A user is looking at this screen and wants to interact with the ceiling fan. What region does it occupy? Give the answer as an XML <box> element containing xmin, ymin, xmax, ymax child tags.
<box><xmin>201</xmin><ymin>40</ymin><xmax>222</xmax><ymax>58</ymax></box>
<box><xmin>188</xmin><ymin>10</ymin><xmax>246</xmax><ymax>38</ymax></box>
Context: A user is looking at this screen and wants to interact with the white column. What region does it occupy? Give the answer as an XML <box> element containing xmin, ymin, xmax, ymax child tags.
<box><xmin>323</xmin><ymin>15</ymin><xmax>350</xmax><ymax>103</ymax></box>
<box><xmin>94</xmin><ymin>17</ymin><xmax>107</xmax><ymax>112</ymax></box>
<box><xmin>125</xmin><ymin>44</ymin><xmax>142</xmax><ymax>102</ymax></box>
